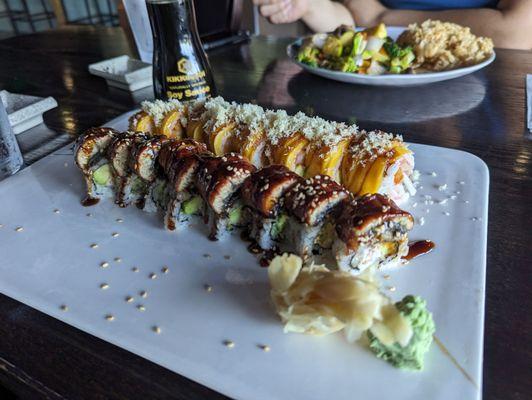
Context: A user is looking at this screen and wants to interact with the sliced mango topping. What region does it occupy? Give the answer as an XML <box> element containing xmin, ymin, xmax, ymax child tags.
<box><xmin>159</xmin><ymin>109</ymin><xmax>184</xmax><ymax>139</ymax></box>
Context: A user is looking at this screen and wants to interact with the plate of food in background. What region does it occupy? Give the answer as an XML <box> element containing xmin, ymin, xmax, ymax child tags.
<box><xmin>287</xmin><ymin>20</ymin><xmax>495</xmax><ymax>86</ymax></box>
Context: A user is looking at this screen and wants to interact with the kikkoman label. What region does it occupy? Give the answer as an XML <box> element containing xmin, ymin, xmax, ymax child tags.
<box><xmin>165</xmin><ymin>56</ymin><xmax>211</xmax><ymax>101</ymax></box>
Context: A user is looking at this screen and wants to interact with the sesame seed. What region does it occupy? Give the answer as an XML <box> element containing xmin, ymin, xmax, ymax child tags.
<box><xmin>203</xmin><ymin>253</ymin><xmax>211</xmax><ymax>258</ymax></box>
<box><xmin>0</xmin><ymin>224</ymin><xmax>3</xmax><ymax>228</ymax></box>
<box><xmin>105</xmin><ymin>314</ymin><xmax>114</xmax><ymax>321</ymax></box>
<box><xmin>15</xmin><ymin>227</ymin><xmax>23</xmax><ymax>232</ymax></box>
<box><xmin>464</xmin><ymin>200</ymin><xmax>470</xmax><ymax>204</ymax></box>
<box><xmin>259</xmin><ymin>344</ymin><xmax>271</xmax><ymax>352</ymax></box>
<box><xmin>418</xmin><ymin>217</ymin><xmax>425</xmax><ymax>226</ymax></box>
<box><xmin>223</xmin><ymin>340</ymin><xmax>235</xmax><ymax>348</ymax></box>
<box><xmin>458</xmin><ymin>181</ymin><xmax>466</xmax><ymax>185</ymax></box>
<box><xmin>86</xmin><ymin>213</ymin><xmax>92</xmax><ymax>217</ymax></box>
<box><xmin>387</xmin><ymin>286</ymin><xmax>396</xmax><ymax>292</ymax></box>
<box><xmin>100</xmin><ymin>261</ymin><xmax>109</xmax><ymax>268</ymax></box>
<box><xmin>383</xmin><ymin>274</ymin><xmax>391</xmax><ymax>280</ymax></box>
<box><xmin>114</xmin><ymin>257</ymin><xmax>122</xmax><ymax>263</ymax></box>
<box><xmin>60</xmin><ymin>304</ymin><xmax>68</xmax><ymax>311</ymax></box>
<box><xmin>430</xmin><ymin>171</ymin><xmax>437</xmax><ymax>177</ymax></box>
<box><xmin>204</xmin><ymin>284</ymin><xmax>213</xmax><ymax>292</ymax></box>
<box><xmin>412</xmin><ymin>202</ymin><xmax>417</xmax><ymax>208</ymax></box>
<box><xmin>125</xmin><ymin>296</ymin><xmax>134</xmax><ymax>303</ymax></box>
<box><xmin>100</xmin><ymin>283</ymin><xmax>109</xmax><ymax>290</ymax></box>
<box><xmin>131</xmin><ymin>267</ymin><xmax>139</xmax><ymax>272</ymax></box>
<box><xmin>161</xmin><ymin>266</ymin><xmax>169</xmax><ymax>274</ymax></box>
<box><xmin>137</xmin><ymin>304</ymin><xmax>146</xmax><ymax>312</ymax></box>
<box><xmin>152</xmin><ymin>326</ymin><xmax>161</xmax><ymax>334</ymax></box>
<box><xmin>116</xmin><ymin>218</ymin><xmax>123</xmax><ymax>223</ymax></box>
<box><xmin>140</xmin><ymin>290</ymin><xmax>148</xmax><ymax>298</ymax></box>
<box><xmin>112</xmin><ymin>232</ymin><xmax>119</xmax><ymax>238</ymax></box>
<box><xmin>443</xmin><ymin>211</ymin><xmax>450</xmax><ymax>216</ymax></box>
<box><xmin>149</xmin><ymin>273</ymin><xmax>157</xmax><ymax>280</ymax></box>
<box><xmin>90</xmin><ymin>243</ymin><xmax>99</xmax><ymax>249</ymax></box>
<box><xmin>53</xmin><ymin>209</ymin><xmax>60</xmax><ymax>214</ymax></box>
<box><xmin>224</xmin><ymin>255</ymin><xmax>231</xmax><ymax>260</ymax></box>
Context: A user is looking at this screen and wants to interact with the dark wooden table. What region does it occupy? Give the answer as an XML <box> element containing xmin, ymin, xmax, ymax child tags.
<box><xmin>0</xmin><ymin>26</ymin><xmax>530</xmax><ymax>400</ymax></box>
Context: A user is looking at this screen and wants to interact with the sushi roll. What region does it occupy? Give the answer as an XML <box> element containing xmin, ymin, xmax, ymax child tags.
<box><xmin>129</xmin><ymin>99</ymin><xmax>186</xmax><ymax>139</ymax></box>
<box><xmin>107</xmin><ymin>131</ymin><xmax>149</xmax><ymax>207</ymax></box>
<box><xmin>195</xmin><ymin>153</ymin><xmax>256</xmax><ymax>240</ymax></box>
<box><xmin>158</xmin><ymin>139</ymin><xmax>210</xmax><ymax>230</ymax></box>
<box><xmin>75</xmin><ymin>127</ymin><xmax>120</xmax><ymax>202</ymax></box>
<box><xmin>130</xmin><ymin>135</ymin><xmax>172</xmax><ymax>211</ymax></box>
<box><xmin>281</xmin><ymin>175</ymin><xmax>349</xmax><ymax>259</ymax></box>
<box><xmin>333</xmin><ymin>193</ymin><xmax>414</xmax><ymax>274</ymax></box>
<box><xmin>341</xmin><ymin>130</ymin><xmax>416</xmax><ymax>204</ymax></box>
<box><xmin>241</xmin><ymin>165</ymin><xmax>301</xmax><ymax>250</ymax></box>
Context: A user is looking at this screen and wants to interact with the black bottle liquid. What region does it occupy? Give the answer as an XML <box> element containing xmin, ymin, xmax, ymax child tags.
<box><xmin>146</xmin><ymin>0</ymin><xmax>216</xmax><ymax>101</ymax></box>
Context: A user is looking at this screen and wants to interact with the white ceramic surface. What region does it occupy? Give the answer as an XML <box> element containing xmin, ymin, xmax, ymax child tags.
<box><xmin>0</xmin><ymin>90</ymin><xmax>58</xmax><ymax>134</ymax></box>
<box><xmin>88</xmin><ymin>55</ymin><xmax>152</xmax><ymax>91</ymax></box>
<box><xmin>287</xmin><ymin>27</ymin><xmax>496</xmax><ymax>87</ymax></box>
<box><xmin>0</xmin><ymin>113</ymin><xmax>488</xmax><ymax>400</ymax></box>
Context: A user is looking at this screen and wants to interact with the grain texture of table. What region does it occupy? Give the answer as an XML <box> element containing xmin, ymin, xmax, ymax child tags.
<box><xmin>0</xmin><ymin>26</ymin><xmax>530</xmax><ymax>400</ymax></box>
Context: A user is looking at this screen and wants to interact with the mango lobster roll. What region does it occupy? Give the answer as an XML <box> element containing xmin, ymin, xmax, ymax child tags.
<box><xmin>107</xmin><ymin>132</ymin><xmax>150</xmax><ymax>207</ymax></box>
<box><xmin>194</xmin><ymin>96</ymin><xmax>237</xmax><ymax>155</ymax></box>
<box><xmin>75</xmin><ymin>127</ymin><xmax>120</xmax><ymax>201</ymax></box>
<box><xmin>333</xmin><ymin>193</ymin><xmax>414</xmax><ymax>274</ymax></box>
<box><xmin>341</xmin><ymin>130</ymin><xmax>416</xmax><ymax>205</ymax></box>
<box><xmin>280</xmin><ymin>175</ymin><xmax>349</xmax><ymax>259</ymax></box>
<box><xmin>229</xmin><ymin>103</ymin><xmax>269</xmax><ymax>167</ymax></box>
<box><xmin>195</xmin><ymin>153</ymin><xmax>256</xmax><ymax>240</ymax></box>
<box><xmin>304</xmin><ymin>123</ymin><xmax>354</xmax><ymax>182</ymax></box>
<box><xmin>129</xmin><ymin>99</ymin><xmax>186</xmax><ymax>139</ymax></box>
<box><xmin>241</xmin><ymin>165</ymin><xmax>301</xmax><ymax>250</ymax></box>
<box><xmin>130</xmin><ymin>135</ymin><xmax>171</xmax><ymax>212</ymax></box>
<box><xmin>158</xmin><ymin>140</ymin><xmax>210</xmax><ymax>230</ymax></box>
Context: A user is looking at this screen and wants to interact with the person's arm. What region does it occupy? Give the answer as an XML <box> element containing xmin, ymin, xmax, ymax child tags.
<box><xmin>345</xmin><ymin>0</ymin><xmax>532</xmax><ymax>49</ymax></box>
<box><xmin>253</xmin><ymin>0</ymin><xmax>353</xmax><ymax>32</ymax></box>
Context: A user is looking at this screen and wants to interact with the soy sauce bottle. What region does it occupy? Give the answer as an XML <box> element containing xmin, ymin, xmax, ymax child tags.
<box><xmin>146</xmin><ymin>0</ymin><xmax>216</xmax><ymax>101</ymax></box>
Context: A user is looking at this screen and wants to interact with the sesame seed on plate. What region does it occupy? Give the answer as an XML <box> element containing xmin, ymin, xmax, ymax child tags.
<box><xmin>223</xmin><ymin>340</ymin><xmax>235</xmax><ymax>348</ymax></box>
<box><xmin>60</xmin><ymin>304</ymin><xmax>68</xmax><ymax>311</ymax></box>
<box><xmin>125</xmin><ymin>296</ymin><xmax>134</xmax><ymax>303</ymax></box>
<box><xmin>90</xmin><ymin>243</ymin><xmax>98</xmax><ymax>249</ymax></box>
<box><xmin>259</xmin><ymin>344</ymin><xmax>271</xmax><ymax>352</ymax></box>
<box><xmin>161</xmin><ymin>266</ymin><xmax>169</xmax><ymax>273</ymax></box>
<box><xmin>152</xmin><ymin>326</ymin><xmax>161</xmax><ymax>334</ymax></box>
<box><xmin>100</xmin><ymin>261</ymin><xmax>109</xmax><ymax>268</ymax></box>
<box><xmin>105</xmin><ymin>314</ymin><xmax>114</xmax><ymax>321</ymax></box>
<box><xmin>137</xmin><ymin>304</ymin><xmax>146</xmax><ymax>312</ymax></box>
<box><xmin>100</xmin><ymin>283</ymin><xmax>109</xmax><ymax>290</ymax></box>
<box><xmin>111</xmin><ymin>232</ymin><xmax>119</xmax><ymax>238</ymax></box>
<box><xmin>15</xmin><ymin>226</ymin><xmax>23</xmax><ymax>232</ymax></box>
<box><xmin>149</xmin><ymin>273</ymin><xmax>157</xmax><ymax>280</ymax></box>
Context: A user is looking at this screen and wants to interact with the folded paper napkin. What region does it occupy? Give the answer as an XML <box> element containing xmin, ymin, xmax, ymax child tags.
<box><xmin>527</xmin><ymin>75</ymin><xmax>532</xmax><ymax>132</ymax></box>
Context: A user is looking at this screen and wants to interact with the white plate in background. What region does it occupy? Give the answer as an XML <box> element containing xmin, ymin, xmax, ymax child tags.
<box><xmin>287</xmin><ymin>26</ymin><xmax>495</xmax><ymax>86</ymax></box>
<box><xmin>0</xmin><ymin>113</ymin><xmax>488</xmax><ymax>400</ymax></box>
<box><xmin>88</xmin><ymin>55</ymin><xmax>152</xmax><ymax>91</ymax></box>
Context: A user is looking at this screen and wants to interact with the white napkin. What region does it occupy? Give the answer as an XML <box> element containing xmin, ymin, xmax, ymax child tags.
<box><xmin>527</xmin><ymin>75</ymin><xmax>532</xmax><ymax>132</ymax></box>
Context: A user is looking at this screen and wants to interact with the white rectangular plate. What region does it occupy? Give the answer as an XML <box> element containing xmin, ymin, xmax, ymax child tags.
<box><xmin>0</xmin><ymin>113</ymin><xmax>488</xmax><ymax>400</ymax></box>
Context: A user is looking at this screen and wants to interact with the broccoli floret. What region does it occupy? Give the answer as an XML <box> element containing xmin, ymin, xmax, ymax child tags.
<box><xmin>368</xmin><ymin>295</ymin><xmax>435</xmax><ymax>370</ymax></box>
